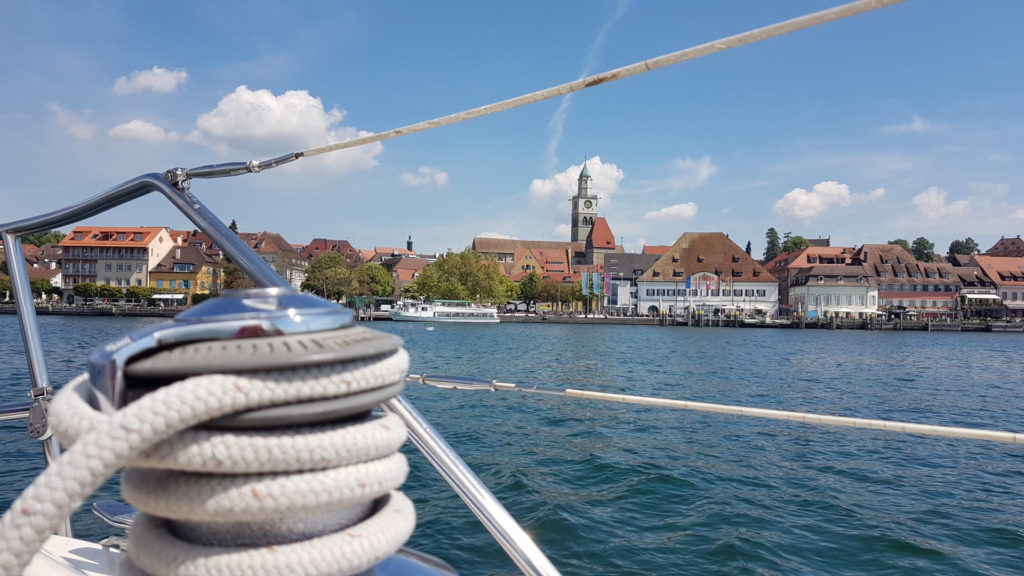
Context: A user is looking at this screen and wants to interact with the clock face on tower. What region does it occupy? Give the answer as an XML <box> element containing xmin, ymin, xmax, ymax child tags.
<box><xmin>584</xmin><ymin>200</ymin><xmax>593</xmax><ymax>209</ymax></box>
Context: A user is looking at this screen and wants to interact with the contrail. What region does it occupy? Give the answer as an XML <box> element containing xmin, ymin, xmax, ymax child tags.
<box><xmin>544</xmin><ymin>0</ymin><xmax>630</xmax><ymax>175</ymax></box>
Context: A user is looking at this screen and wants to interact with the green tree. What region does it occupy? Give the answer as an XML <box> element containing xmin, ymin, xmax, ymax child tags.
<box><xmin>763</xmin><ymin>228</ymin><xmax>781</xmax><ymax>262</ymax></box>
<box><xmin>947</xmin><ymin>237</ymin><xmax>979</xmax><ymax>258</ymax></box>
<box><xmin>97</xmin><ymin>284</ymin><xmax>125</xmax><ymax>299</ymax></box>
<box><xmin>223</xmin><ymin>263</ymin><xmax>256</xmax><ymax>290</ymax></box>
<box><xmin>301</xmin><ymin>252</ymin><xmax>352</xmax><ymax>300</ymax></box>
<box><xmin>228</xmin><ymin>219</ymin><xmax>239</xmax><ymax>233</ymax></box>
<box><xmin>744</xmin><ymin>240</ymin><xmax>752</xmax><ymax>256</ymax></box>
<box><xmin>0</xmin><ymin>261</ymin><xmax>7</xmax><ymax>276</ymax></box>
<box><xmin>911</xmin><ymin>236</ymin><xmax>935</xmax><ymax>262</ymax></box>
<box><xmin>411</xmin><ymin>250</ymin><xmax>512</xmax><ymax>303</ymax></box>
<box><xmin>518</xmin><ymin>271</ymin><xmax>542</xmax><ymax>305</ymax></box>
<box><xmin>125</xmin><ymin>286</ymin><xmax>156</xmax><ymax>300</ymax></box>
<box><xmin>781</xmin><ymin>233</ymin><xmax>810</xmax><ymax>254</ymax></box>
<box><xmin>191</xmin><ymin>292</ymin><xmax>216</xmax><ymax>305</ymax></box>
<box><xmin>28</xmin><ymin>278</ymin><xmax>53</xmax><ymax>298</ymax></box>
<box><xmin>21</xmin><ymin>230</ymin><xmax>65</xmax><ymax>246</ymax></box>
<box><xmin>0</xmin><ymin>275</ymin><xmax>11</xmax><ymax>299</ymax></box>
<box><xmin>538</xmin><ymin>279</ymin><xmax>574</xmax><ymax>311</ymax></box>
<box><xmin>73</xmin><ymin>283</ymin><xmax>99</xmax><ymax>299</ymax></box>
<box><xmin>356</xmin><ymin>262</ymin><xmax>395</xmax><ymax>297</ymax></box>
<box><xmin>887</xmin><ymin>238</ymin><xmax>911</xmax><ymax>251</ymax></box>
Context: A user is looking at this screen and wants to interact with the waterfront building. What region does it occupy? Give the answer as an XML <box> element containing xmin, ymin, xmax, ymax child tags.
<box><xmin>58</xmin><ymin>226</ymin><xmax>174</xmax><ymax>296</ymax></box>
<box><xmin>149</xmin><ymin>246</ymin><xmax>223</xmax><ymax>300</ymax></box>
<box><xmin>788</xmin><ymin>264</ymin><xmax>878</xmax><ymax>318</ymax></box>
<box><xmin>952</xmin><ymin>264</ymin><xmax>1004</xmax><ymax>318</ymax></box>
<box><xmin>237</xmin><ymin>231</ymin><xmax>308</xmax><ymax>290</ymax></box>
<box><xmin>850</xmin><ymin>244</ymin><xmax>960</xmax><ymax>317</ymax></box>
<box><xmin>603</xmin><ymin>253</ymin><xmax>660</xmax><ymax>313</ymax></box>
<box><xmin>636</xmin><ymin>232</ymin><xmax>777</xmax><ymax>317</ymax></box>
<box><xmin>301</xmin><ymin>238</ymin><xmax>364</xmax><ymax>266</ymax></box>
<box><xmin>983</xmin><ymin>235</ymin><xmax>1024</xmax><ymax>257</ymax></box>
<box><xmin>763</xmin><ymin>246</ymin><xmax>857</xmax><ymax>315</ymax></box>
<box><xmin>972</xmin><ymin>255</ymin><xmax>1024</xmax><ymax>318</ymax></box>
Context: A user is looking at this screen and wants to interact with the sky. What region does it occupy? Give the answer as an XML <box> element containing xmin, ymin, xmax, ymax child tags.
<box><xmin>2</xmin><ymin>1</ymin><xmax>1024</xmax><ymax>258</ymax></box>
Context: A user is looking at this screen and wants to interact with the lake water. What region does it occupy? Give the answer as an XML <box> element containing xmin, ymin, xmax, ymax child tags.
<box><xmin>1</xmin><ymin>315</ymin><xmax>1022</xmax><ymax>575</ymax></box>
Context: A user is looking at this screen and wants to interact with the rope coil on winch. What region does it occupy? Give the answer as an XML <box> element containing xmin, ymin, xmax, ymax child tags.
<box><xmin>0</xmin><ymin>341</ymin><xmax>415</xmax><ymax>576</ymax></box>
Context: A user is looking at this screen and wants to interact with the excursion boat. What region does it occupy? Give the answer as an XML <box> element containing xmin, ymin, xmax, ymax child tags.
<box><xmin>8</xmin><ymin>3</ymin><xmax>1010</xmax><ymax>576</ymax></box>
<box><xmin>390</xmin><ymin>300</ymin><xmax>500</xmax><ymax>323</ymax></box>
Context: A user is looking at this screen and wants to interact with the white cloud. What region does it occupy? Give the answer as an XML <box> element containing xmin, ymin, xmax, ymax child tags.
<box><xmin>530</xmin><ymin>156</ymin><xmax>624</xmax><ymax>215</ymax></box>
<box><xmin>401</xmin><ymin>166</ymin><xmax>449</xmax><ymax>187</ymax></box>
<box><xmin>554</xmin><ymin>223</ymin><xmax>571</xmax><ymax>237</ymax></box>
<box><xmin>644</xmin><ymin>202</ymin><xmax>698</xmax><ymax>221</ymax></box>
<box><xmin>668</xmin><ymin>156</ymin><xmax>718</xmax><ymax>191</ymax></box>
<box><xmin>477</xmin><ymin>231</ymin><xmax>517</xmax><ymax>240</ymax></box>
<box><xmin>190</xmin><ymin>86</ymin><xmax>382</xmax><ymax>173</ymax></box>
<box><xmin>882</xmin><ymin>113</ymin><xmax>935</xmax><ymax>134</ymax></box>
<box><xmin>773</xmin><ymin>181</ymin><xmax>885</xmax><ymax>220</ymax></box>
<box><xmin>49</xmin><ymin>104</ymin><xmax>96</xmax><ymax>139</ymax></box>
<box><xmin>113</xmin><ymin>66</ymin><xmax>187</xmax><ymax>94</ymax></box>
<box><xmin>108</xmin><ymin>119</ymin><xmax>181</xmax><ymax>143</ymax></box>
<box><xmin>912</xmin><ymin>187</ymin><xmax>968</xmax><ymax>220</ymax></box>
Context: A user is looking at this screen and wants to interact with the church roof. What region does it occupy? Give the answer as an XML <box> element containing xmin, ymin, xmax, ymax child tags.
<box><xmin>579</xmin><ymin>162</ymin><xmax>590</xmax><ymax>179</ymax></box>
<box><xmin>586</xmin><ymin>217</ymin><xmax>616</xmax><ymax>250</ymax></box>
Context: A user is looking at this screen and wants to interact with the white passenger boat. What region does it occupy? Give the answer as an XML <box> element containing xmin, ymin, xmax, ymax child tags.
<box><xmin>390</xmin><ymin>300</ymin><xmax>500</xmax><ymax>323</ymax></box>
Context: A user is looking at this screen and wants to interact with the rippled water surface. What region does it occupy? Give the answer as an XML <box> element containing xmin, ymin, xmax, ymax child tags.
<box><xmin>2</xmin><ymin>316</ymin><xmax>1022</xmax><ymax>575</ymax></box>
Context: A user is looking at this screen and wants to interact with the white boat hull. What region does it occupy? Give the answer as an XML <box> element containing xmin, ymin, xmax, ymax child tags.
<box><xmin>389</xmin><ymin>301</ymin><xmax>499</xmax><ymax>323</ymax></box>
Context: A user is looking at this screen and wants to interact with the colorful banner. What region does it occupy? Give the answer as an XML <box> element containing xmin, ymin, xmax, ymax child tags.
<box><xmin>604</xmin><ymin>273</ymin><xmax>611</xmax><ymax>296</ymax></box>
<box><xmin>592</xmin><ymin>273</ymin><xmax>601</xmax><ymax>295</ymax></box>
<box><xmin>581</xmin><ymin>272</ymin><xmax>590</xmax><ymax>295</ymax></box>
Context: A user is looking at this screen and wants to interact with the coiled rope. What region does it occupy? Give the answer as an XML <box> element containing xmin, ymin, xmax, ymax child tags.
<box><xmin>0</xmin><ymin>348</ymin><xmax>414</xmax><ymax>576</ymax></box>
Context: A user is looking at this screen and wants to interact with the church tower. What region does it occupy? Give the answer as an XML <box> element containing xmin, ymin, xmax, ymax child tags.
<box><xmin>570</xmin><ymin>162</ymin><xmax>598</xmax><ymax>242</ymax></box>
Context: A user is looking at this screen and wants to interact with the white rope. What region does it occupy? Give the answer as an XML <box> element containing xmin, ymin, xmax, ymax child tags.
<box><xmin>301</xmin><ymin>0</ymin><xmax>903</xmax><ymax>159</ymax></box>
<box><xmin>0</xmin><ymin>349</ymin><xmax>415</xmax><ymax>576</ymax></box>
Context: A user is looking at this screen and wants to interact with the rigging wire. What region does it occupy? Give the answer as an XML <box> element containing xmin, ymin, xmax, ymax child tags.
<box><xmin>298</xmin><ymin>0</ymin><xmax>903</xmax><ymax>160</ymax></box>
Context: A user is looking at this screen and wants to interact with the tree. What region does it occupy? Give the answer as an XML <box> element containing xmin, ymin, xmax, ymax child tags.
<box><xmin>744</xmin><ymin>241</ymin><xmax>752</xmax><ymax>256</ymax></box>
<box><xmin>228</xmin><ymin>219</ymin><xmax>239</xmax><ymax>233</ymax></box>
<box><xmin>125</xmin><ymin>286</ymin><xmax>155</xmax><ymax>300</ymax></box>
<box><xmin>223</xmin><ymin>263</ymin><xmax>256</xmax><ymax>290</ymax></box>
<box><xmin>356</xmin><ymin>262</ymin><xmax>395</xmax><ymax>297</ymax></box>
<box><xmin>28</xmin><ymin>278</ymin><xmax>53</xmax><ymax>298</ymax></box>
<box><xmin>911</xmin><ymin>236</ymin><xmax>935</xmax><ymax>262</ymax></box>
<box><xmin>947</xmin><ymin>237</ymin><xmax>979</xmax><ymax>258</ymax></box>
<box><xmin>887</xmin><ymin>238</ymin><xmax>911</xmax><ymax>251</ymax></box>
<box><xmin>21</xmin><ymin>230</ymin><xmax>65</xmax><ymax>246</ymax></box>
<box><xmin>73</xmin><ymin>283</ymin><xmax>99</xmax><ymax>299</ymax></box>
<box><xmin>0</xmin><ymin>275</ymin><xmax>11</xmax><ymax>299</ymax></box>
<box><xmin>410</xmin><ymin>250</ymin><xmax>513</xmax><ymax>303</ymax></box>
<box><xmin>301</xmin><ymin>252</ymin><xmax>352</xmax><ymax>300</ymax></box>
<box><xmin>97</xmin><ymin>284</ymin><xmax>124</xmax><ymax>299</ymax></box>
<box><xmin>518</xmin><ymin>271</ymin><xmax>542</xmax><ymax>305</ymax></box>
<box><xmin>763</xmin><ymin>228</ymin><xmax>781</xmax><ymax>262</ymax></box>
<box><xmin>781</xmin><ymin>233</ymin><xmax>810</xmax><ymax>254</ymax></box>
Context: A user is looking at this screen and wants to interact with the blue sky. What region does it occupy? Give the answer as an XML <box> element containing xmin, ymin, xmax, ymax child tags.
<box><xmin>2</xmin><ymin>1</ymin><xmax>1023</xmax><ymax>257</ymax></box>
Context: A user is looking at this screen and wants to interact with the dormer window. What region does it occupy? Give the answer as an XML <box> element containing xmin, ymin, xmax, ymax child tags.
<box><xmin>837</xmin><ymin>276</ymin><xmax>844</xmax><ymax>284</ymax></box>
<box><xmin>732</xmin><ymin>255</ymin><xmax>741</xmax><ymax>263</ymax></box>
<box><xmin>653</xmin><ymin>270</ymin><xmax>661</xmax><ymax>277</ymax></box>
<box><xmin>808</xmin><ymin>257</ymin><xmax>818</xmax><ymax>264</ymax></box>
<box><xmin>133</xmin><ymin>232</ymin><xmax>143</xmax><ymax>241</ymax></box>
<box><xmin>671</xmin><ymin>256</ymin><xmax>679</xmax><ymax>263</ymax></box>
<box><xmin>879</xmin><ymin>271</ymin><xmax>888</xmax><ymax>279</ymax></box>
<box><xmin>117</xmin><ymin>233</ymin><xmax>126</xmax><ymax>241</ymax></box>
<box><xmin>697</xmin><ymin>255</ymin><xmax>705</xmax><ymax>263</ymax></box>
<box><xmin>857</xmin><ymin>276</ymin><xmax>865</xmax><ymax>283</ymax></box>
<box><xmin>817</xmin><ymin>276</ymin><xmax>825</xmax><ymax>283</ymax></box>
<box><xmin>753</xmin><ymin>270</ymin><xmax>761</xmax><ymax>277</ymax></box>
<box><xmin>913</xmin><ymin>272</ymin><xmax>921</xmax><ymax>279</ymax></box>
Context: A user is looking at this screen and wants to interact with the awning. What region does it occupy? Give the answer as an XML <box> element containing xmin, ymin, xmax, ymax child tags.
<box><xmin>153</xmin><ymin>294</ymin><xmax>185</xmax><ymax>300</ymax></box>
<box><xmin>962</xmin><ymin>293</ymin><xmax>1001</xmax><ymax>300</ymax></box>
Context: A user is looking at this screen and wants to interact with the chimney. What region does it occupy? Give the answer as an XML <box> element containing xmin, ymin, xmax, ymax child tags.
<box><xmin>175</xmin><ymin>248</ymin><xmax>181</xmax><ymax>259</ymax></box>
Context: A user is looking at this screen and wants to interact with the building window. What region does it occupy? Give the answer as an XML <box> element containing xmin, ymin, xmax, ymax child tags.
<box><xmin>133</xmin><ymin>233</ymin><xmax>143</xmax><ymax>241</ymax></box>
<box><xmin>756</xmin><ymin>289</ymin><xmax>766</xmax><ymax>297</ymax></box>
<box><xmin>696</xmin><ymin>256</ymin><xmax>705</xmax><ymax>263</ymax></box>
<box><xmin>837</xmin><ymin>276</ymin><xmax>844</xmax><ymax>284</ymax></box>
<box><xmin>857</xmin><ymin>276</ymin><xmax>865</xmax><ymax>283</ymax></box>
<box><xmin>808</xmin><ymin>257</ymin><xmax>817</xmax><ymax>264</ymax></box>
<box><xmin>156</xmin><ymin>280</ymin><xmax>164</xmax><ymax>288</ymax></box>
<box><xmin>117</xmin><ymin>233</ymin><xmax>126</xmax><ymax>241</ymax></box>
<box><xmin>182</xmin><ymin>280</ymin><xmax>191</xmax><ymax>290</ymax></box>
<box><xmin>817</xmin><ymin>276</ymin><xmax>824</xmax><ymax>284</ymax></box>
<box><xmin>105</xmin><ymin>263</ymin><xmax>112</xmax><ymax>271</ymax></box>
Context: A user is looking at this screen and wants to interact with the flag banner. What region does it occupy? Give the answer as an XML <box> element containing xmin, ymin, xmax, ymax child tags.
<box><xmin>581</xmin><ymin>272</ymin><xmax>590</xmax><ymax>295</ymax></box>
<box><xmin>604</xmin><ymin>273</ymin><xmax>611</xmax><ymax>296</ymax></box>
<box><xmin>685</xmin><ymin>277</ymin><xmax>691</xmax><ymax>290</ymax></box>
<box><xmin>592</xmin><ymin>273</ymin><xmax>601</xmax><ymax>295</ymax></box>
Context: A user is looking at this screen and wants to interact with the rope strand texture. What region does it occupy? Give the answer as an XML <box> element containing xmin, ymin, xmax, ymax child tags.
<box><xmin>0</xmin><ymin>349</ymin><xmax>414</xmax><ymax>576</ymax></box>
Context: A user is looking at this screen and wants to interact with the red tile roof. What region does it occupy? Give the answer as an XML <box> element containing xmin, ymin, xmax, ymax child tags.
<box><xmin>59</xmin><ymin>226</ymin><xmax>167</xmax><ymax>248</ymax></box>
<box><xmin>640</xmin><ymin>232</ymin><xmax>775</xmax><ymax>283</ymax></box>
<box><xmin>586</xmin><ymin>217</ymin><xmax>616</xmax><ymax>250</ymax></box>
<box><xmin>974</xmin><ymin>255</ymin><xmax>1024</xmax><ymax>286</ymax></box>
